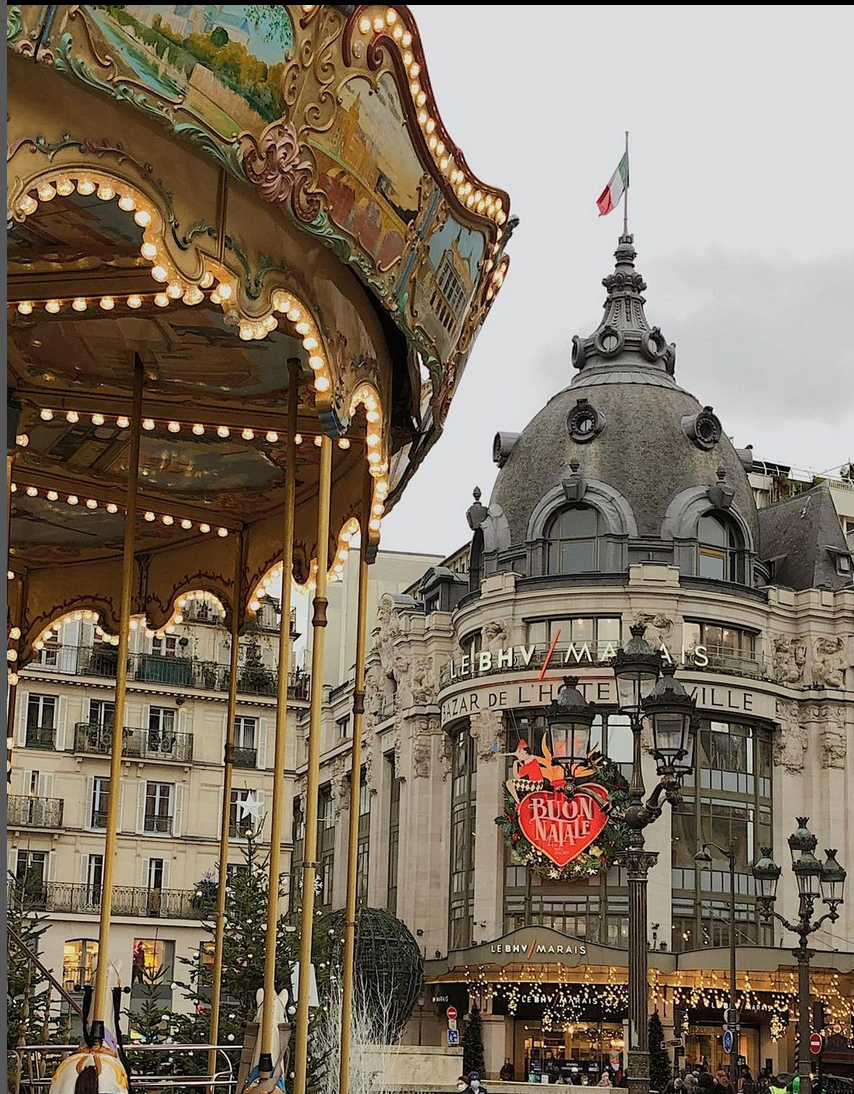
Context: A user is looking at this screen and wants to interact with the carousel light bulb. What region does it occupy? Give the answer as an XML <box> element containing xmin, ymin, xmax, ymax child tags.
<box><xmin>86</xmin><ymin>498</ymin><xmax>98</xmax><ymax>509</ymax></box>
<box><xmin>337</xmin><ymin>438</ymin><xmax>350</xmax><ymax>449</ymax></box>
<box><xmin>295</xmin><ymin>321</ymin><xmax>310</xmax><ymax>335</ymax></box>
<box><xmin>97</xmin><ymin>182</ymin><xmax>115</xmax><ymax>201</ymax></box>
<box><xmin>99</xmin><ymin>296</ymin><xmax>115</xmax><ymax>310</ymax></box>
<box><xmin>199</xmin><ymin>523</ymin><xmax>211</xmax><ymax>533</ymax></box>
<box><xmin>67</xmin><ymin>495</ymin><xmax>79</xmax><ymax>505</ymax></box>
<box><xmin>250</xmin><ymin>600</ymin><xmax>261</xmax><ymax>611</ymax></box>
<box><xmin>167</xmin><ymin>421</ymin><xmax>180</xmax><ymax>433</ymax></box>
<box><xmin>7</xmin><ymin>571</ymin><xmax>14</xmax><ymax>581</ymax></box>
<box><xmin>373</xmin><ymin>503</ymin><xmax>384</xmax><ymax>516</ymax></box>
<box><xmin>239</xmin><ymin>326</ymin><xmax>253</xmax><ymax>341</ymax></box>
<box><xmin>26</xmin><ymin>486</ymin><xmax>38</xmax><ymax>497</ymax></box>
<box><xmin>56</xmin><ymin>176</ymin><xmax>74</xmax><ymax>196</ymax></box>
<box><xmin>162</xmin><ymin>515</ymin><xmax>174</xmax><ymax>526</ymax></box>
<box><xmin>11</xmin><ymin>482</ymin><xmax>18</xmax><ymax>493</ymax></box>
<box><xmin>91</xmin><ymin>413</ymin><xmax>105</xmax><ymax>426</ymax></box>
<box><xmin>241</xmin><ymin>428</ymin><xmax>254</xmax><ymax>441</ymax></box>
<box><xmin>367</xmin><ymin>432</ymin><xmax>380</xmax><ymax>446</ymax></box>
<box><xmin>189</xmin><ymin>423</ymin><xmax>204</xmax><ymax>436</ymax></box>
<box><xmin>141</xmin><ymin>242</ymin><xmax>158</xmax><ymax>260</ymax></box>
<box><xmin>71</xmin><ymin>297</ymin><xmax>88</xmax><ymax>312</ymax></box>
<box><xmin>366</xmin><ymin>409</ymin><xmax>380</xmax><ymax>422</ymax></box>
<box><xmin>200</xmin><ymin>271</ymin><xmax>214</xmax><ymax>289</ymax></box>
<box><xmin>117</xmin><ymin>416</ymin><xmax>130</xmax><ymax>428</ymax></box>
<box><xmin>358</xmin><ymin>15</ymin><xmax>371</xmax><ymax>32</ymax></box>
<box><xmin>314</xmin><ymin>435</ymin><xmax>322</xmax><ymax>447</ymax></box>
<box><xmin>118</xmin><ymin>194</ymin><xmax>136</xmax><ymax>212</ymax></box>
<box><xmin>77</xmin><ymin>178</ymin><xmax>96</xmax><ymax>196</ymax></box>
<box><xmin>183</xmin><ymin>287</ymin><xmax>203</xmax><ymax>305</ymax></box>
<box><xmin>106</xmin><ymin>503</ymin><xmax>118</xmax><ymax>514</ymax></box>
<box><xmin>127</xmin><ymin>294</ymin><xmax>143</xmax><ymax>309</ymax></box>
<box><xmin>367</xmin><ymin>450</ymin><xmax>381</xmax><ymax>464</ymax></box>
<box><xmin>16</xmin><ymin>434</ymin><xmax>29</xmax><ymax>448</ymax></box>
<box><xmin>66</xmin><ymin>411</ymin><xmax>80</xmax><ymax>423</ymax></box>
<box><xmin>217</xmin><ymin>426</ymin><xmax>230</xmax><ymax>438</ymax></box>
<box><xmin>180</xmin><ymin>519</ymin><xmax>192</xmax><ymax>530</ymax></box>
<box><xmin>134</xmin><ymin>209</ymin><xmax>152</xmax><ymax>227</ymax></box>
<box><xmin>47</xmin><ymin>490</ymin><xmax>59</xmax><ymax>501</ymax></box>
<box><xmin>264</xmin><ymin>315</ymin><xmax>277</xmax><ymax>331</ymax></box>
<box><xmin>9</xmin><ymin>627</ymin><xmax>21</xmax><ymax>641</ymax></box>
<box><xmin>294</xmin><ymin>433</ymin><xmax>302</xmax><ymax>445</ymax></box>
<box><xmin>373</xmin><ymin>15</ymin><xmax>384</xmax><ymax>31</ymax></box>
<box><xmin>45</xmin><ymin>299</ymin><xmax>61</xmax><ymax>314</ymax></box>
<box><xmin>315</xmin><ymin>376</ymin><xmax>330</xmax><ymax>392</ymax></box>
<box><xmin>38</xmin><ymin>182</ymin><xmax>57</xmax><ymax>202</ymax></box>
<box><xmin>166</xmin><ymin>282</ymin><xmax>182</xmax><ymax>299</ymax></box>
<box><xmin>302</xmin><ymin>336</ymin><xmax>318</xmax><ymax>351</ymax></box>
<box><xmin>274</xmin><ymin>295</ymin><xmax>292</xmax><ymax>313</ymax></box>
<box><xmin>265</xmin><ymin>431</ymin><xmax>279</xmax><ymax>443</ymax></box>
<box><xmin>144</xmin><ymin>511</ymin><xmax>156</xmax><ymax>522</ymax></box>
<box><xmin>154</xmin><ymin>293</ymin><xmax>169</xmax><ymax>307</ymax></box>
<box><xmin>8</xmin><ymin>649</ymin><xmax>18</xmax><ymax>662</ymax></box>
<box><xmin>287</xmin><ymin>307</ymin><xmax>301</xmax><ymax>322</ymax></box>
<box><xmin>17</xmin><ymin>301</ymin><xmax>34</xmax><ymax>315</ymax></box>
<box><xmin>216</xmin><ymin>283</ymin><xmax>232</xmax><ymax>300</ymax></box>
<box><xmin>19</xmin><ymin>193</ymin><xmax>38</xmax><ymax>215</ymax></box>
<box><xmin>338</xmin><ymin>549</ymin><xmax>348</xmax><ymax>561</ymax></box>
<box><xmin>151</xmin><ymin>265</ymin><xmax>168</xmax><ymax>282</ymax></box>
<box><xmin>142</xmin><ymin>419</ymin><xmax>155</xmax><ymax>430</ymax></box>
<box><xmin>308</xmin><ymin>355</ymin><xmax>323</xmax><ymax>371</ymax></box>
<box><xmin>217</xmin><ymin>527</ymin><xmax>228</xmax><ymax>537</ymax></box>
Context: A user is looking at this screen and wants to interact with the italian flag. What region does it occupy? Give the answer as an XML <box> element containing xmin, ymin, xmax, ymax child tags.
<box><xmin>596</xmin><ymin>152</ymin><xmax>629</xmax><ymax>216</ymax></box>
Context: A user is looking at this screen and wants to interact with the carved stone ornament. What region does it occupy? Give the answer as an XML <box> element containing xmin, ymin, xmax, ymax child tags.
<box><xmin>375</xmin><ymin>594</ymin><xmax>402</xmax><ymax>677</ymax></box>
<box><xmin>811</xmin><ymin>636</ymin><xmax>848</xmax><ymax>690</ymax></box>
<box><xmin>633</xmin><ymin>611</ymin><xmax>674</xmax><ymax>653</ymax></box>
<box><xmin>771</xmin><ymin>634</ymin><xmax>807</xmax><ymax>685</ymax></box>
<box><xmin>773</xmin><ymin>699</ymin><xmax>808</xmax><ymax>773</ymax></box>
<box><xmin>413</xmin><ymin>731</ymin><xmax>433</xmax><ymax>779</ymax></box>
<box><xmin>410</xmin><ymin>656</ymin><xmax>437</xmax><ymax>706</ymax></box>
<box><xmin>561</xmin><ymin>458</ymin><xmax>587</xmax><ymax>504</ymax></box>
<box><xmin>566</xmin><ymin>398</ymin><xmax>606</xmax><ymax>444</ymax></box>
<box><xmin>482</xmin><ymin>619</ymin><xmax>509</xmax><ymax>654</ymax></box>
<box><xmin>707</xmin><ymin>467</ymin><xmax>734</xmax><ymax>511</ymax></box>
<box><xmin>682</xmin><ymin>406</ymin><xmax>722</xmax><ymax>451</ymax></box>
<box><xmin>470</xmin><ymin>709</ymin><xmax>504</xmax><ymax>761</ymax></box>
<box><xmin>821</xmin><ymin>731</ymin><xmax>847</xmax><ymax>770</ymax></box>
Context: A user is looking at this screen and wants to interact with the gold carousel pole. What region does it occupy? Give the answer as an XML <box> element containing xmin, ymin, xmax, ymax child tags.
<box><xmin>6</xmin><ymin>568</ymin><xmax>27</xmax><ymax>785</ymax></box>
<box><xmin>292</xmin><ymin>433</ymin><xmax>333</xmax><ymax>1094</ymax></box>
<box><xmin>338</xmin><ymin>466</ymin><xmax>373</xmax><ymax>1094</ymax></box>
<box><xmin>207</xmin><ymin>529</ymin><xmax>246</xmax><ymax>1082</ymax></box>
<box><xmin>257</xmin><ymin>361</ymin><xmax>300</xmax><ymax>1079</ymax></box>
<box><xmin>90</xmin><ymin>354</ymin><xmax>144</xmax><ymax>1044</ymax></box>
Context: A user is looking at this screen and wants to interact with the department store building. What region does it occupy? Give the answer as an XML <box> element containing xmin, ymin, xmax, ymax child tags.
<box><xmin>308</xmin><ymin>236</ymin><xmax>854</xmax><ymax>1079</ymax></box>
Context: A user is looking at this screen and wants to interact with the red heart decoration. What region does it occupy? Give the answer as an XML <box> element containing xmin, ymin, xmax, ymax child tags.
<box><xmin>517</xmin><ymin>787</ymin><xmax>609</xmax><ymax>867</ymax></box>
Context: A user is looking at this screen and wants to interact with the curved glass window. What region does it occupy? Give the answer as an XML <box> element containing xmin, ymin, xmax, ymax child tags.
<box><xmin>449</xmin><ymin>730</ymin><xmax>477</xmax><ymax>949</ymax></box>
<box><xmin>546</xmin><ymin>506</ymin><xmax>600</xmax><ymax>574</ymax></box>
<box><xmin>697</xmin><ymin>513</ymin><xmax>743</xmax><ymax>582</ymax></box>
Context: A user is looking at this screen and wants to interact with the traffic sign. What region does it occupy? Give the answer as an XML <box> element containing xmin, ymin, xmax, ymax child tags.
<box><xmin>446</xmin><ymin>1005</ymin><xmax>458</xmax><ymax>1021</ymax></box>
<box><xmin>723</xmin><ymin>1029</ymin><xmax>735</xmax><ymax>1055</ymax></box>
<box><xmin>448</xmin><ymin>1019</ymin><xmax>458</xmax><ymax>1032</ymax></box>
<box><xmin>724</xmin><ymin>1008</ymin><xmax>739</xmax><ymax>1027</ymax></box>
<box><xmin>448</xmin><ymin>1029</ymin><xmax>460</xmax><ymax>1046</ymax></box>
<box><xmin>809</xmin><ymin>1033</ymin><xmax>824</xmax><ymax>1055</ymax></box>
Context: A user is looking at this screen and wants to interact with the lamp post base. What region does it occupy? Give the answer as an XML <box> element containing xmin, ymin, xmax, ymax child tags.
<box><xmin>627</xmin><ymin>1047</ymin><xmax>650</xmax><ymax>1094</ymax></box>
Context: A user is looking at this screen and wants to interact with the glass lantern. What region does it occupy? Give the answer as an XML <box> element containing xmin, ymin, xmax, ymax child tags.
<box><xmin>610</xmin><ymin>624</ymin><xmax>661</xmax><ymax>719</ymax></box>
<box><xmin>819</xmin><ymin>849</ymin><xmax>846</xmax><ymax>906</ymax></box>
<box><xmin>641</xmin><ymin>662</ymin><xmax>697</xmax><ymax>775</ymax></box>
<box><xmin>545</xmin><ymin>676</ymin><xmax>596</xmax><ymax>767</ymax></box>
<box><xmin>752</xmin><ymin>847</ymin><xmax>782</xmax><ymax>903</ymax></box>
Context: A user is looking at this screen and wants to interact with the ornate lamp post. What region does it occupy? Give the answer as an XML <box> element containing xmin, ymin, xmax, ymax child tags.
<box><xmin>611</xmin><ymin>627</ymin><xmax>697</xmax><ymax>1094</ymax></box>
<box><xmin>694</xmin><ymin>843</ymin><xmax>738</xmax><ymax>1090</ymax></box>
<box><xmin>545</xmin><ymin>675</ymin><xmax>597</xmax><ymax>767</ymax></box>
<box><xmin>752</xmin><ymin>822</ymin><xmax>846</xmax><ymax>1094</ymax></box>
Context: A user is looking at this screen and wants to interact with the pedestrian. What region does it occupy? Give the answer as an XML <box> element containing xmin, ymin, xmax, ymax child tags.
<box><xmin>714</xmin><ymin>1070</ymin><xmax>734</xmax><ymax>1094</ymax></box>
<box><xmin>469</xmin><ymin>1071</ymin><xmax>488</xmax><ymax>1093</ymax></box>
<box><xmin>500</xmin><ymin>1059</ymin><xmax>515</xmax><ymax>1082</ymax></box>
<box><xmin>458</xmin><ymin>1076</ymin><xmax>473</xmax><ymax>1093</ymax></box>
<box><xmin>598</xmin><ymin>1072</ymin><xmax>613</xmax><ymax>1087</ymax></box>
<box><xmin>132</xmin><ymin>940</ymin><xmax>146</xmax><ymax>984</ymax></box>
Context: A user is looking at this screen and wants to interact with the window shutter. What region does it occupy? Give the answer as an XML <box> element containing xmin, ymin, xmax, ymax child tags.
<box><xmin>137</xmin><ymin>783</ymin><xmax>147</xmax><ymax>834</ymax></box>
<box><xmin>139</xmin><ymin>858</ymin><xmax>149</xmax><ymax>888</ymax></box>
<box><xmin>56</xmin><ymin>697</ymin><xmax>68</xmax><ymax>751</ymax></box>
<box><xmin>59</xmin><ymin>634</ymin><xmax>77</xmax><ymax>672</ymax></box>
<box><xmin>39</xmin><ymin>772</ymin><xmax>54</xmax><ymax>798</ymax></box>
<box><xmin>172</xmin><ymin>785</ymin><xmax>183</xmax><ymax>837</ymax></box>
<box><xmin>258</xmin><ymin>718</ymin><xmax>268</xmax><ymax>770</ymax></box>
<box><xmin>84</xmin><ymin>697</ymin><xmax>92</xmax><ymax>725</ymax></box>
<box><xmin>84</xmin><ymin>775</ymin><xmax>94</xmax><ymax>829</ymax></box>
<box><xmin>16</xmin><ymin>691</ymin><xmax>29</xmax><ymax>747</ymax></box>
<box><xmin>142</xmin><ymin>704</ymin><xmax>151</xmax><ymax>733</ymax></box>
<box><xmin>118</xmin><ymin>783</ymin><xmax>125</xmax><ymax>832</ymax></box>
<box><xmin>81</xmin><ymin>622</ymin><xmax>94</xmax><ymax>647</ymax></box>
<box><xmin>79</xmin><ymin>854</ymin><xmax>90</xmax><ymax>885</ymax></box>
<box><xmin>161</xmin><ymin>857</ymin><xmax>171</xmax><ymax>891</ymax></box>
<box><xmin>47</xmin><ymin>851</ymin><xmax>57</xmax><ymax>884</ymax></box>
<box><xmin>257</xmin><ymin>790</ymin><xmax>267</xmax><ymax>841</ymax></box>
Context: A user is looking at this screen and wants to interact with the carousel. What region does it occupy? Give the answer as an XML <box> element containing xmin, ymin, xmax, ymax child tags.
<box><xmin>6</xmin><ymin>6</ymin><xmax>513</xmax><ymax>1094</ymax></box>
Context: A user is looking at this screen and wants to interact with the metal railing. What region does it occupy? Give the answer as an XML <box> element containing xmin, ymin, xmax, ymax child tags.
<box><xmin>233</xmin><ymin>746</ymin><xmax>257</xmax><ymax>769</ymax></box>
<box><xmin>24</xmin><ymin>725</ymin><xmax>56</xmax><ymax>749</ymax></box>
<box><xmin>23</xmin><ymin>645</ymin><xmax>311</xmax><ymax>699</ymax></box>
<box><xmin>7</xmin><ymin>795</ymin><xmax>64</xmax><ymax>828</ymax></box>
<box><xmin>691</xmin><ymin>644</ymin><xmax>766</xmax><ymax>679</ymax></box>
<box><xmin>8</xmin><ymin>881</ymin><xmax>213</xmax><ymax>919</ymax></box>
<box><xmin>144</xmin><ymin>814</ymin><xmax>173</xmax><ymax>835</ymax></box>
<box><xmin>73</xmin><ymin>722</ymin><xmax>194</xmax><ymax>762</ymax></box>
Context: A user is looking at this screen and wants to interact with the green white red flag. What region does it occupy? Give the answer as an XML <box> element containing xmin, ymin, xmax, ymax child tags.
<box><xmin>596</xmin><ymin>152</ymin><xmax>629</xmax><ymax>216</ymax></box>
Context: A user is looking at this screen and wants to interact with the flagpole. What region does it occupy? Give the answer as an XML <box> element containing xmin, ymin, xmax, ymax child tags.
<box><xmin>623</xmin><ymin>130</ymin><xmax>630</xmax><ymax>237</ymax></box>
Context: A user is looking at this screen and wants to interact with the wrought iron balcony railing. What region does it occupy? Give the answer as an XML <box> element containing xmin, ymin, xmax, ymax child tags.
<box><xmin>7</xmin><ymin>881</ymin><xmax>213</xmax><ymax>920</ymax></box>
<box><xmin>73</xmin><ymin>723</ymin><xmax>194</xmax><ymax>763</ymax></box>
<box><xmin>23</xmin><ymin>646</ymin><xmax>311</xmax><ymax>699</ymax></box>
<box><xmin>7</xmin><ymin>795</ymin><xmax>64</xmax><ymax>828</ymax></box>
<box><xmin>233</xmin><ymin>746</ymin><xmax>258</xmax><ymax>769</ymax></box>
<box><xmin>143</xmin><ymin>814</ymin><xmax>173</xmax><ymax>835</ymax></box>
<box><xmin>24</xmin><ymin>725</ymin><xmax>56</xmax><ymax>749</ymax></box>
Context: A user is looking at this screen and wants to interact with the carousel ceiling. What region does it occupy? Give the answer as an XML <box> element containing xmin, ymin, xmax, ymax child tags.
<box><xmin>7</xmin><ymin>5</ymin><xmax>514</xmax><ymax>653</ymax></box>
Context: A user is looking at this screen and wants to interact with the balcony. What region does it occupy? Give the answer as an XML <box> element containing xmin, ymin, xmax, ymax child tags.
<box><xmin>143</xmin><ymin>814</ymin><xmax>173</xmax><ymax>835</ymax></box>
<box><xmin>691</xmin><ymin>645</ymin><xmax>766</xmax><ymax>680</ymax></box>
<box><xmin>73</xmin><ymin>724</ymin><xmax>194</xmax><ymax>763</ymax></box>
<box><xmin>7</xmin><ymin>795</ymin><xmax>64</xmax><ymax>828</ymax></box>
<box><xmin>233</xmin><ymin>746</ymin><xmax>258</xmax><ymax>769</ymax></box>
<box><xmin>24</xmin><ymin>725</ymin><xmax>56</xmax><ymax>749</ymax></box>
<box><xmin>26</xmin><ymin>646</ymin><xmax>311</xmax><ymax>700</ymax></box>
<box><xmin>7</xmin><ymin>881</ymin><xmax>212</xmax><ymax>920</ymax></box>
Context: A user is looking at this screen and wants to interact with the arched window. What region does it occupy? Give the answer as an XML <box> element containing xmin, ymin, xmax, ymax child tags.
<box><xmin>546</xmin><ymin>506</ymin><xmax>600</xmax><ymax>574</ymax></box>
<box><xmin>697</xmin><ymin>513</ymin><xmax>743</xmax><ymax>581</ymax></box>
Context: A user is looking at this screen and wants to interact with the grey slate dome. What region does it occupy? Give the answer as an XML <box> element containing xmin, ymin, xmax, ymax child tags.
<box><xmin>479</xmin><ymin>236</ymin><xmax>761</xmax><ymax>584</ymax></box>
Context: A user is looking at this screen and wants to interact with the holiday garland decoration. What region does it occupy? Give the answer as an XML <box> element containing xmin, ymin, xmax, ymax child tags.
<box><xmin>496</xmin><ymin>743</ymin><xmax>630</xmax><ymax>881</ymax></box>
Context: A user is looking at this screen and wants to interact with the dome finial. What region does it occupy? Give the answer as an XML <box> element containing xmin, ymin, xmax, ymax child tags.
<box><xmin>571</xmin><ymin>236</ymin><xmax>677</xmax><ymax>381</ymax></box>
<box><xmin>466</xmin><ymin>486</ymin><xmax>488</xmax><ymax>530</ymax></box>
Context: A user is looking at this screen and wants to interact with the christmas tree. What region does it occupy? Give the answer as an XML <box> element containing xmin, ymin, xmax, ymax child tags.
<box><xmin>648</xmin><ymin>1010</ymin><xmax>672</xmax><ymax>1094</ymax></box>
<box><xmin>7</xmin><ymin>876</ymin><xmax>57</xmax><ymax>1089</ymax></box>
<box><xmin>462</xmin><ymin>1006</ymin><xmax>486</xmax><ymax>1078</ymax></box>
<box><xmin>125</xmin><ymin>963</ymin><xmax>174</xmax><ymax>1076</ymax></box>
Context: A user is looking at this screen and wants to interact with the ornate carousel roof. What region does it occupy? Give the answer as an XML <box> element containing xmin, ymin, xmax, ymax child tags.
<box><xmin>7</xmin><ymin>5</ymin><xmax>513</xmax><ymax>653</ymax></box>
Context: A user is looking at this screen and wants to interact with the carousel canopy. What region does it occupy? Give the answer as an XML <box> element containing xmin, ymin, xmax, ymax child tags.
<box><xmin>7</xmin><ymin>5</ymin><xmax>513</xmax><ymax>653</ymax></box>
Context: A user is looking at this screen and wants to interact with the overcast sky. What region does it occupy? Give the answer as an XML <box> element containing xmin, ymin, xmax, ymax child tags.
<box><xmin>380</xmin><ymin>5</ymin><xmax>854</xmax><ymax>557</ymax></box>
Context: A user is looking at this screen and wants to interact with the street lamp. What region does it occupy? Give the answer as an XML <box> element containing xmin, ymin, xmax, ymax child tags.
<box><xmin>545</xmin><ymin>675</ymin><xmax>597</xmax><ymax>767</ymax></box>
<box><xmin>752</xmin><ymin>821</ymin><xmax>846</xmax><ymax>1094</ymax></box>
<box><xmin>610</xmin><ymin>628</ymin><xmax>696</xmax><ymax>1094</ymax></box>
<box><xmin>694</xmin><ymin>843</ymin><xmax>739</xmax><ymax>1090</ymax></box>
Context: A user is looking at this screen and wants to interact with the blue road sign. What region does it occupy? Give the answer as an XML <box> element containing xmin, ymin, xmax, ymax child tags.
<box><xmin>448</xmin><ymin>1029</ymin><xmax>460</xmax><ymax>1046</ymax></box>
<box><xmin>723</xmin><ymin>1029</ymin><xmax>735</xmax><ymax>1054</ymax></box>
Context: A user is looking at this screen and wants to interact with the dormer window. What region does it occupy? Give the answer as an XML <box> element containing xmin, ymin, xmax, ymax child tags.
<box><xmin>546</xmin><ymin>505</ymin><xmax>600</xmax><ymax>574</ymax></box>
<box><xmin>697</xmin><ymin>513</ymin><xmax>743</xmax><ymax>582</ymax></box>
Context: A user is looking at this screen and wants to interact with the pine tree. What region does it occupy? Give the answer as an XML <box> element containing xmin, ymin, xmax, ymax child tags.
<box><xmin>462</xmin><ymin>1006</ymin><xmax>486</xmax><ymax>1078</ymax></box>
<box><xmin>648</xmin><ymin>1010</ymin><xmax>672</xmax><ymax>1094</ymax></box>
<box><xmin>126</xmin><ymin>963</ymin><xmax>172</xmax><ymax>1075</ymax></box>
<box><xmin>7</xmin><ymin>875</ymin><xmax>55</xmax><ymax>1089</ymax></box>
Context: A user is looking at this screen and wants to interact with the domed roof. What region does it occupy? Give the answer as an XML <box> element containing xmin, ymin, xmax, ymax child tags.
<box><xmin>490</xmin><ymin>236</ymin><xmax>759</xmax><ymax>546</ymax></box>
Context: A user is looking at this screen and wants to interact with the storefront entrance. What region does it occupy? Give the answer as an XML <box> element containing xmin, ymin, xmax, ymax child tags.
<box><xmin>683</xmin><ymin>1025</ymin><xmax>761</xmax><ymax>1076</ymax></box>
<box><xmin>513</xmin><ymin>1019</ymin><xmax>625</xmax><ymax>1084</ymax></box>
